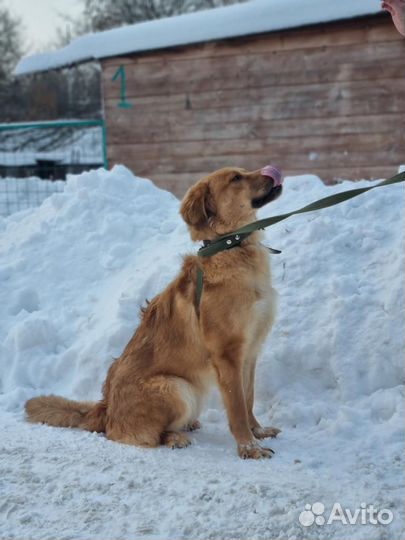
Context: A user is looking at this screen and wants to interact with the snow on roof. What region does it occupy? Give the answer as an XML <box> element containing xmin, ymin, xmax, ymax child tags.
<box><xmin>15</xmin><ymin>0</ymin><xmax>381</xmax><ymax>76</ymax></box>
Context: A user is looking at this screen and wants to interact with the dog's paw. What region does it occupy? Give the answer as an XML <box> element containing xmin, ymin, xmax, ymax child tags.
<box><xmin>162</xmin><ymin>431</ymin><xmax>191</xmax><ymax>449</ymax></box>
<box><xmin>238</xmin><ymin>441</ymin><xmax>274</xmax><ymax>459</ymax></box>
<box><xmin>252</xmin><ymin>426</ymin><xmax>281</xmax><ymax>439</ymax></box>
<box><xmin>185</xmin><ymin>420</ymin><xmax>201</xmax><ymax>432</ymax></box>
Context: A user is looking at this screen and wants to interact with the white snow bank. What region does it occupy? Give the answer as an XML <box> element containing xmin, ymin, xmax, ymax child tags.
<box><xmin>15</xmin><ymin>0</ymin><xmax>381</xmax><ymax>75</ymax></box>
<box><xmin>0</xmin><ymin>165</ymin><xmax>403</xmax><ymax>540</ymax></box>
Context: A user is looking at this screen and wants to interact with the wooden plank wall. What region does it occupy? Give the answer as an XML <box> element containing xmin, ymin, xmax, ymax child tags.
<box><xmin>102</xmin><ymin>15</ymin><xmax>405</xmax><ymax>198</ymax></box>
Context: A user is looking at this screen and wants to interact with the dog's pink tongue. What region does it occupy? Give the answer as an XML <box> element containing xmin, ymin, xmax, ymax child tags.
<box><xmin>261</xmin><ymin>165</ymin><xmax>283</xmax><ymax>187</ymax></box>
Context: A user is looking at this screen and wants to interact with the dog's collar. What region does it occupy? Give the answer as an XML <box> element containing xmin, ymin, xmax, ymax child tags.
<box><xmin>199</xmin><ymin>232</ymin><xmax>281</xmax><ymax>258</ymax></box>
<box><xmin>199</xmin><ymin>232</ymin><xmax>252</xmax><ymax>257</ymax></box>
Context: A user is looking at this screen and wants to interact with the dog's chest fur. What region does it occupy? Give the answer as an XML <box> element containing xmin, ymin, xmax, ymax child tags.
<box><xmin>246</xmin><ymin>245</ymin><xmax>277</xmax><ymax>348</ymax></box>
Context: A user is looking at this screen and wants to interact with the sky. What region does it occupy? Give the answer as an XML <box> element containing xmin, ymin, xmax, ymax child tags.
<box><xmin>5</xmin><ymin>0</ymin><xmax>83</xmax><ymax>54</ymax></box>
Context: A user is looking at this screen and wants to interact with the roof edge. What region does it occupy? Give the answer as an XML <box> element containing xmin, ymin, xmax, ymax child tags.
<box><xmin>15</xmin><ymin>0</ymin><xmax>383</xmax><ymax>76</ymax></box>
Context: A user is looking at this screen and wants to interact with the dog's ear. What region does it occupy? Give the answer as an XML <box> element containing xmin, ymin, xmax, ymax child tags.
<box><xmin>180</xmin><ymin>182</ymin><xmax>216</xmax><ymax>229</ymax></box>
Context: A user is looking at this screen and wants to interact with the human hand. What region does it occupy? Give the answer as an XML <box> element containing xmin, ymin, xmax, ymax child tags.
<box><xmin>381</xmin><ymin>0</ymin><xmax>405</xmax><ymax>36</ymax></box>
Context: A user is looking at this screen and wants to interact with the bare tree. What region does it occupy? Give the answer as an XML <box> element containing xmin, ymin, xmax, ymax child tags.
<box><xmin>2</xmin><ymin>0</ymin><xmax>247</xmax><ymax>123</ymax></box>
<box><xmin>0</xmin><ymin>0</ymin><xmax>23</xmax><ymax>84</ymax></box>
<box><xmin>66</xmin><ymin>0</ymin><xmax>247</xmax><ymax>34</ymax></box>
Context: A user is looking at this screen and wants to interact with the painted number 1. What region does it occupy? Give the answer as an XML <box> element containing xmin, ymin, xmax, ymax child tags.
<box><xmin>112</xmin><ymin>65</ymin><xmax>134</xmax><ymax>109</ymax></box>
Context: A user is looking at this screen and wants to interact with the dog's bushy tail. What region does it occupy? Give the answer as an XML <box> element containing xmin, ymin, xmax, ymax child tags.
<box><xmin>25</xmin><ymin>395</ymin><xmax>106</xmax><ymax>432</ymax></box>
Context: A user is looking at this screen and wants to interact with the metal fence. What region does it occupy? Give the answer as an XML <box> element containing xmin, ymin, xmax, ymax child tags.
<box><xmin>0</xmin><ymin>119</ymin><xmax>108</xmax><ymax>217</ymax></box>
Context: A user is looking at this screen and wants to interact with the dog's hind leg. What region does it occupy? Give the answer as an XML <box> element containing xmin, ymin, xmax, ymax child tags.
<box><xmin>184</xmin><ymin>420</ymin><xmax>201</xmax><ymax>431</ymax></box>
<box><xmin>108</xmin><ymin>429</ymin><xmax>161</xmax><ymax>448</ymax></box>
<box><xmin>105</xmin><ymin>375</ymin><xmax>198</xmax><ymax>449</ymax></box>
<box><xmin>161</xmin><ymin>431</ymin><xmax>191</xmax><ymax>449</ymax></box>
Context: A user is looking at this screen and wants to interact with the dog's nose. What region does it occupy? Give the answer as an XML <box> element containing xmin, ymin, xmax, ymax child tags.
<box><xmin>261</xmin><ymin>165</ymin><xmax>283</xmax><ymax>187</ymax></box>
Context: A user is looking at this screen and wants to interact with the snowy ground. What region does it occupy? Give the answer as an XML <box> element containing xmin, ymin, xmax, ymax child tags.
<box><xmin>0</xmin><ymin>165</ymin><xmax>404</xmax><ymax>540</ymax></box>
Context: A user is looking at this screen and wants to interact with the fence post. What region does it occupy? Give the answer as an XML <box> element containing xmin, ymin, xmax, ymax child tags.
<box><xmin>101</xmin><ymin>120</ymin><xmax>108</xmax><ymax>170</ymax></box>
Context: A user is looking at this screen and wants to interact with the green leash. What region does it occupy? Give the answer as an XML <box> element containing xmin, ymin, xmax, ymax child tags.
<box><xmin>195</xmin><ymin>170</ymin><xmax>405</xmax><ymax>309</ymax></box>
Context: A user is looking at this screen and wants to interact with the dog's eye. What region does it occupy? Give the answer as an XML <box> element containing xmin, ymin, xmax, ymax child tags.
<box><xmin>231</xmin><ymin>174</ymin><xmax>242</xmax><ymax>182</ymax></box>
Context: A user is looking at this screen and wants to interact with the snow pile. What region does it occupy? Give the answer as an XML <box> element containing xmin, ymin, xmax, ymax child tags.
<box><xmin>0</xmin><ymin>165</ymin><xmax>403</xmax><ymax>540</ymax></box>
<box><xmin>0</xmin><ymin>167</ymin><xmax>185</xmax><ymax>405</ymax></box>
<box><xmin>15</xmin><ymin>0</ymin><xmax>381</xmax><ymax>75</ymax></box>
<box><xmin>0</xmin><ymin>177</ymin><xmax>64</xmax><ymax>217</ymax></box>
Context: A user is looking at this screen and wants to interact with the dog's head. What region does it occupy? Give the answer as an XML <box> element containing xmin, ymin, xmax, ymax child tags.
<box><xmin>180</xmin><ymin>165</ymin><xmax>283</xmax><ymax>241</ymax></box>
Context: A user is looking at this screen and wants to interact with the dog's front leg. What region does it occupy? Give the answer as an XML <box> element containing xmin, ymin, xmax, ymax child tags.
<box><xmin>243</xmin><ymin>357</ymin><xmax>262</xmax><ymax>430</ymax></box>
<box><xmin>244</xmin><ymin>358</ymin><xmax>281</xmax><ymax>440</ymax></box>
<box><xmin>211</xmin><ymin>345</ymin><xmax>274</xmax><ymax>459</ymax></box>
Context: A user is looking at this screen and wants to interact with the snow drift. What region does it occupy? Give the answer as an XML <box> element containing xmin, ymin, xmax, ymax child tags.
<box><xmin>0</xmin><ymin>165</ymin><xmax>403</xmax><ymax>540</ymax></box>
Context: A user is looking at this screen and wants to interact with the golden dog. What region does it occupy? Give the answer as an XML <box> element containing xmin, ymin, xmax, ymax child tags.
<box><xmin>26</xmin><ymin>165</ymin><xmax>283</xmax><ymax>459</ymax></box>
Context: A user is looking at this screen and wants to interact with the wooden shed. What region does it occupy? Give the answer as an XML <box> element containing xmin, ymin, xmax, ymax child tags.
<box><xmin>16</xmin><ymin>0</ymin><xmax>405</xmax><ymax>198</ymax></box>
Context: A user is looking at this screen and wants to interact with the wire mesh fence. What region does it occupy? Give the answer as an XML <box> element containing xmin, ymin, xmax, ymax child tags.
<box><xmin>0</xmin><ymin>177</ymin><xmax>65</xmax><ymax>217</ymax></box>
<box><xmin>0</xmin><ymin>119</ymin><xmax>107</xmax><ymax>217</ymax></box>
